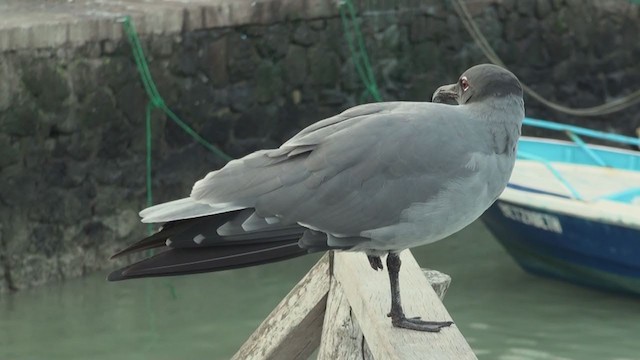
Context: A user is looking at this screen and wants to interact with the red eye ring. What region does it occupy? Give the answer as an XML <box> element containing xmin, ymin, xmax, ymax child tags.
<box><xmin>460</xmin><ymin>77</ymin><xmax>470</xmax><ymax>92</ymax></box>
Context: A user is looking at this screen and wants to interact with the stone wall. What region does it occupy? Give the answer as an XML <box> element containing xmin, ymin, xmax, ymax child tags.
<box><xmin>1</xmin><ymin>0</ymin><xmax>639</xmax><ymax>293</ymax></box>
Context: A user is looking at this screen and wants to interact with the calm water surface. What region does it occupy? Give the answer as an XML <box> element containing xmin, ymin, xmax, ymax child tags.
<box><xmin>1</xmin><ymin>221</ymin><xmax>639</xmax><ymax>360</ymax></box>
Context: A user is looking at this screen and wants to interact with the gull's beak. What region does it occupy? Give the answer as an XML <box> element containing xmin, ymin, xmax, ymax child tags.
<box><xmin>431</xmin><ymin>84</ymin><xmax>458</xmax><ymax>105</ymax></box>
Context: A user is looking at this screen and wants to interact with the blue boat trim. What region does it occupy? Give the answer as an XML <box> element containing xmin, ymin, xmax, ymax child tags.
<box><xmin>564</xmin><ymin>131</ymin><xmax>608</xmax><ymax>167</ymax></box>
<box><xmin>595</xmin><ymin>187</ymin><xmax>640</xmax><ymax>204</ymax></box>
<box><xmin>506</xmin><ymin>183</ymin><xmax>571</xmax><ymax>199</ymax></box>
<box><xmin>523</xmin><ymin>117</ymin><xmax>640</xmax><ymax>147</ymax></box>
<box><xmin>518</xmin><ymin>138</ymin><xmax>640</xmax><ymax>171</ymax></box>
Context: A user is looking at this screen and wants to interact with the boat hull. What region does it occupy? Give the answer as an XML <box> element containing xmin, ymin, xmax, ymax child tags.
<box><xmin>482</xmin><ymin>200</ymin><xmax>640</xmax><ymax>296</ymax></box>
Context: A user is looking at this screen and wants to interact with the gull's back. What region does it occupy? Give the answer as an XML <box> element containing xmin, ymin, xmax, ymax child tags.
<box><xmin>190</xmin><ymin>99</ymin><xmax>523</xmax><ymax>251</ymax></box>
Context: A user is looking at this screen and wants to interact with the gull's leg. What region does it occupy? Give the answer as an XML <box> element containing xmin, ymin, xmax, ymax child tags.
<box><xmin>386</xmin><ymin>252</ymin><xmax>453</xmax><ymax>332</ymax></box>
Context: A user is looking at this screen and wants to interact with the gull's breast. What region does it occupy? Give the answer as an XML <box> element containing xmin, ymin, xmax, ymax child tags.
<box><xmin>358</xmin><ymin>151</ymin><xmax>515</xmax><ymax>251</ymax></box>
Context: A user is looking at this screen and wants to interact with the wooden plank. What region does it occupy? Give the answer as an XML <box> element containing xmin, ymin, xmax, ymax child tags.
<box><xmin>318</xmin><ymin>266</ymin><xmax>452</xmax><ymax>360</ymax></box>
<box><xmin>231</xmin><ymin>253</ymin><xmax>330</xmax><ymax>360</ymax></box>
<box><xmin>317</xmin><ymin>276</ymin><xmax>374</xmax><ymax>360</ymax></box>
<box><xmin>333</xmin><ymin>250</ymin><xmax>477</xmax><ymax>360</ymax></box>
<box><xmin>423</xmin><ymin>269</ymin><xmax>452</xmax><ymax>300</ymax></box>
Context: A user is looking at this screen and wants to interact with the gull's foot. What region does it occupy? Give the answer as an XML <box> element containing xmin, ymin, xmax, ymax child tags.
<box><xmin>388</xmin><ymin>314</ymin><xmax>453</xmax><ymax>332</ymax></box>
<box><xmin>367</xmin><ymin>255</ymin><xmax>383</xmax><ymax>271</ymax></box>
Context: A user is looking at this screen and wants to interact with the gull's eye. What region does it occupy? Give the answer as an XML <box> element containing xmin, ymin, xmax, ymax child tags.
<box><xmin>460</xmin><ymin>77</ymin><xmax>470</xmax><ymax>92</ymax></box>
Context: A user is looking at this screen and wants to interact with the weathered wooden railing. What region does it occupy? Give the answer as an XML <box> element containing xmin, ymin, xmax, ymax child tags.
<box><xmin>232</xmin><ymin>251</ymin><xmax>477</xmax><ymax>360</ymax></box>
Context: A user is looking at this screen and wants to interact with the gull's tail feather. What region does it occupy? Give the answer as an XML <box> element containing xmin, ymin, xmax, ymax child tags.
<box><xmin>139</xmin><ymin>197</ymin><xmax>246</xmax><ymax>223</ymax></box>
<box><xmin>111</xmin><ymin>210</ymin><xmax>245</xmax><ymax>259</ymax></box>
<box><xmin>107</xmin><ymin>240</ymin><xmax>306</xmax><ymax>281</ymax></box>
<box><xmin>109</xmin><ymin>208</ymin><xmax>318</xmax><ymax>281</ymax></box>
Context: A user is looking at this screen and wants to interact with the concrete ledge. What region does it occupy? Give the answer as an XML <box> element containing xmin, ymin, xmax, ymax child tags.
<box><xmin>0</xmin><ymin>0</ymin><xmax>338</xmax><ymax>51</ymax></box>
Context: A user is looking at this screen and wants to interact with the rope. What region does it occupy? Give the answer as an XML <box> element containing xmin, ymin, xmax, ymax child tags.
<box><xmin>451</xmin><ymin>0</ymin><xmax>640</xmax><ymax>117</ymax></box>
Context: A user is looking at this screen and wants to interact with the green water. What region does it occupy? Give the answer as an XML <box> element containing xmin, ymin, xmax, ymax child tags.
<box><xmin>2</xmin><ymin>221</ymin><xmax>639</xmax><ymax>360</ymax></box>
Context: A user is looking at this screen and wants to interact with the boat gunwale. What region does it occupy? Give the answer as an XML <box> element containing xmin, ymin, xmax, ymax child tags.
<box><xmin>519</xmin><ymin>136</ymin><xmax>640</xmax><ymax>160</ymax></box>
<box><xmin>498</xmin><ymin>188</ymin><xmax>640</xmax><ymax>231</ymax></box>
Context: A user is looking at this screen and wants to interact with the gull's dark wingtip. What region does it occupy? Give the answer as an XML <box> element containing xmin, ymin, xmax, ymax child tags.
<box><xmin>106</xmin><ymin>269</ymin><xmax>126</xmax><ymax>282</ymax></box>
<box><xmin>106</xmin><ymin>262</ymin><xmax>142</xmax><ymax>281</ymax></box>
<box><xmin>109</xmin><ymin>251</ymin><xmax>126</xmax><ymax>261</ymax></box>
<box><xmin>109</xmin><ymin>243</ymin><xmax>159</xmax><ymax>260</ymax></box>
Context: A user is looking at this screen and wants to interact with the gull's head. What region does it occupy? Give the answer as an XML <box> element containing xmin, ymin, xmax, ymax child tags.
<box><xmin>432</xmin><ymin>64</ymin><xmax>523</xmax><ymax>105</ymax></box>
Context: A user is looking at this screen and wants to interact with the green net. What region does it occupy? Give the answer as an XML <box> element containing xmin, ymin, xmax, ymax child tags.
<box><xmin>339</xmin><ymin>0</ymin><xmax>383</xmax><ymax>102</ymax></box>
<box><xmin>121</xmin><ymin>16</ymin><xmax>232</xmax><ymax>237</ymax></box>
